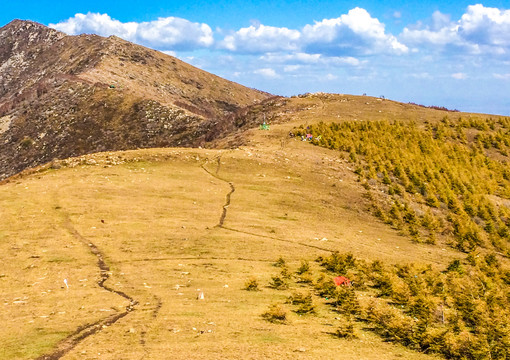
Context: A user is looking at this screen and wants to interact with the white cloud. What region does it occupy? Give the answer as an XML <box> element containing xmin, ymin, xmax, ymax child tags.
<box><xmin>431</xmin><ymin>11</ymin><xmax>452</xmax><ymax>31</ymax></box>
<box><xmin>301</xmin><ymin>7</ymin><xmax>408</xmax><ymax>55</ymax></box>
<box><xmin>253</xmin><ymin>68</ymin><xmax>280</xmax><ymax>78</ymax></box>
<box><xmin>399</xmin><ymin>11</ymin><xmax>461</xmax><ymax>48</ymax></box>
<box><xmin>50</xmin><ymin>12</ymin><xmax>213</xmax><ymax>51</ymax></box>
<box><xmin>50</xmin><ymin>8</ymin><xmax>411</xmax><ymax>59</ymax></box>
<box><xmin>400</xmin><ymin>26</ymin><xmax>460</xmax><ymax>46</ymax></box>
<box><xmin>220</xmin><ymin>24</ymin><xmax>301</xmax><ymax>53</ymax></box>
<box><xmin>451</xmin><ymin>72</ymin><xmax>467</xmax><ymax>79</ymax></box>
<box><xmin>459</xmin><ymin>4</ymin><xmax>510</xmax><ymax>47</ymax></box>
<box><xmin>400</xmin><ymin>5</ymin><xmax>510</xmax><ymax>55</ymax></box>
<box><xmin>219</xmin><ymin>8</ymin><xmax>407</xmax><ymax>56</ymax></box>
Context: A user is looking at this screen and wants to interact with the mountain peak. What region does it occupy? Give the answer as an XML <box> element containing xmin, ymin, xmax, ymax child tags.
<box><xmin>1</xmin><ymin>19</ymin><xmax>63</xmax><ymax>38</ymax></box>
<box><xmin>0</xmin><ymin>20</ymin><xmax>270</xmax><ymax>180</ymax></box>
<box><xmin>0</xmin><ymin>19</ymin><xmax>65</xmax><ymax>63</ymax></box>
<box><xmin>4</xmin><ymin>19</ymin><xmax>45</xmax><ymax>27</ymax></box>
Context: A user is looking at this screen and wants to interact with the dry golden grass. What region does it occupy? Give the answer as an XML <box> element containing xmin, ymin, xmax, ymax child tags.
<box><xmin>5</xmin><ymin>92</ymin><xmax>496</xmax><ymax>359</ymax></box>
<box><xmin>0</xmin><ymin>137</ymin><xmax>458</xmax><ymax>359</ymax></box>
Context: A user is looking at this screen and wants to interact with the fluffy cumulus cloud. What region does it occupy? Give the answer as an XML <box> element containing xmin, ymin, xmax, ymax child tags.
<box><xmin>50</xmin><ymin>8</ymin><xmax>409</xmax><ymax>58</ymax></box>
<box><xmin>221</xmin><ymin>25</ymin><xmax>301</xmax><ymax>53</ymax></box>
<box><xmin>400</xmin><ymin>5</ymin><xmax>510</xmax><ymax>55</ymax></box>
<box><xmin>50</xmin><ymin>13</ymin><xmax>213</xmax><ymax>51</ymax></box>
<box><xmin>301</xmin><ymin>7</ymin><xmax>408</xmax><ymax>56</ymax></box>
<box><xmin>221</xmin><ymin>8</ymin><xmax>407</xmax><ymax>56</ymax></box>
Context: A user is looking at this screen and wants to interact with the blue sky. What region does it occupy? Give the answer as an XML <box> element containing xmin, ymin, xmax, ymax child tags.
<box><xmin>2</xmin><ymin>1</ymin><xmax>510</xmax><ymax>115</ymax></box>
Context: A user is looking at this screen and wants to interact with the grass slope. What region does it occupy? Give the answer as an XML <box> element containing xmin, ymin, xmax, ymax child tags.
<box><xmin>1</xmin><ymin>143</ymin><xmax>451</xmax><ymax>360</ymax></box>
<box><xmin>2</xmin><ymin>93</ymin><xmax>507</xmax><ymax>359</ymax></box>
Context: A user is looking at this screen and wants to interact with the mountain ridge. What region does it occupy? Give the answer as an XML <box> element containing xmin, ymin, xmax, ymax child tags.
<box><xmin>0</xmin><ymin>19</ymin><xmax>270</xmax><ymax>180</ymax></box>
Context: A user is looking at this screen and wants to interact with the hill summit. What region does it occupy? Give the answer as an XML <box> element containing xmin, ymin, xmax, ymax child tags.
<box><xmin>0</xmin><ymin>20</ymin><xmax>270</xmax><ymax>180</ymax></box>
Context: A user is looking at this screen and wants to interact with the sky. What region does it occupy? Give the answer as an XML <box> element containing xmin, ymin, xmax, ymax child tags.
<box><xmin>2</xmin><ymin>1</ymin><xmax>510</xmax><ymax>115</ymax></box>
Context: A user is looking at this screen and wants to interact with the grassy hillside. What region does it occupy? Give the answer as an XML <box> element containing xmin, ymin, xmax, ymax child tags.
<box><xmin>1</xmin><ymin>93</ymin><xmax>509</xmax><ymax>359</ymax></box>
<box><xmin>1</xmin><ymin>144</ymin><xmax>454</xmax><ymax>360</ymax></box>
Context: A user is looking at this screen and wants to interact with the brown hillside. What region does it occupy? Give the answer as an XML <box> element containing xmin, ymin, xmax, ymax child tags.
<box><xmin>0</xmin><ymin>20</ymin><xmax>270</xmax><ymax>180</ymax></box>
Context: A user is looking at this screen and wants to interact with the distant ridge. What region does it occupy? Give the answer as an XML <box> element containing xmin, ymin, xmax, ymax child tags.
<box><xmin>0</xmin><ymin>20</ymin><xmax>271</xmax><ymax>180</ymax></box>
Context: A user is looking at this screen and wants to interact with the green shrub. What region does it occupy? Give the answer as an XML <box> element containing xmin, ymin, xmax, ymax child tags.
<box><xmin>262</xmin><ymin>304</ymin><xmax>287</xmax><ymax>324</ymax></box>
<box><xmin>334</xmin><ymin>317</ymin><xmax>357</xmax><ymax>339</ymax></box>
<box><xmin>296</xmin><ymin>272</ymin><xmax>314</xmax><ymax>284</ymax></box>
<box><xmin>273</xmin><ymin>256</ymin><xmax>286</xmax><ymax>267</ymax></box>
<box><xmin>296</xmin><ymin>260</ymin><xmax>310</xmax><ymax>275</ymax></box>
<box><xmin>269</xmin><ymin>275</ymin><xmax>288</xmax><ymax>290</ymax></box>
<box><xmin>314</xmin><ymin>274</ymin><xmax>336</xmax><ymax>298</ymax></box>
<box><xmin>280</xmin><ymin>265</ymin><xmax>292</xmax><ymax>279</ymax></box>
<box><xmin>288</xmin><ymin>292</ymin><xmax>315</xmax><ymax>314</ymax></box>
<box><xmin>316</xmin><ymin>252</ymin><xmax>356</xmax><ymax>274</ymax></box>
<box><xmin>446</xmin><ymin>259</ymin><xmax>464</xmax><ymax>274</ymax></box>
<box><xmin>333</xmin><ymin>287</ymin><xmax>360</xmax><ymax>315</ymax></box>
<box><xmin>372</xmin><ymin>273</ymin><xmax>394</xmax><ymax>297</ymax></box>
<box><xmin>244</xmin><ymin>277</ymin><xmax>260</xmax><ymax>291</ymax></box>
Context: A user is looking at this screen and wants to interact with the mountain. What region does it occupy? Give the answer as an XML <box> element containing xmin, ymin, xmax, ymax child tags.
<box><xmin>2</xmin><ymin>21</ymin><xmax>510</xmax><ymax>359</ymax></box>
<box><xmin>0</xmin><ymin>20</ymin><xmax>270</xmax><ymax>180</ymax></box>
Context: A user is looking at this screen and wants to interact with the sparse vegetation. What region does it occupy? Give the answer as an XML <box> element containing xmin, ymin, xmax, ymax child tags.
<box><xmin>19</xmin><ymin>136</ymin><xmax>34</xmax><ymax>150</ymax></box>
<box><xmin>273</xmin><ymin>256</ymin><xmax>286</xmax><ymax>267</ymax></box>
<box><xmin>296</xmin><ymin>260</ymin><xmax>310</xmax><ymax>275</ymax></box>
<box><xmin>408</xmin><ymin>102</ymin><xmax>460</xmax><ymax>112</ymax></box>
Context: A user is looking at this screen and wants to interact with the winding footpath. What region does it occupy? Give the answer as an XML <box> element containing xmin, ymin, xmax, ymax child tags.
<box><xmin>36</xmin><ymin>211</ymin><xmax>139</xmax><ymax>360</ymax></box>
<box><xmin>201</xmin><ymin>156</ymin><xmax>333</xmax><ymax>253</ymax></box>
<box><xmin>201</xmin><ymin>156</ymin><xmax>235</xmax><ymax>228</ymax></box>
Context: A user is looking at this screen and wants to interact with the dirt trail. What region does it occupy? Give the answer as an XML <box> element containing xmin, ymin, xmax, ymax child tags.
<box><xmin>201</xmin><ymin>155</ymin><xmax>235</xmax><ymax>228</ymax></box>
<box><xmin>36</xmin><ymin>211</ymin><xmax>139</xmax><ymax>360</ymax></box>
<box><xmin>201</xmin><ymin>156</ymin><xmax>334</xmax><ymax>254</ymax></box>
<box><xmin>218</xmin><ymin>182</ymin><xmax>235</xmax><ymax>227</ymax></box>
<box><xmin>200</xmin><ymin>153</ymin><xmax>436</xmax><ymax>263</ymax></box>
